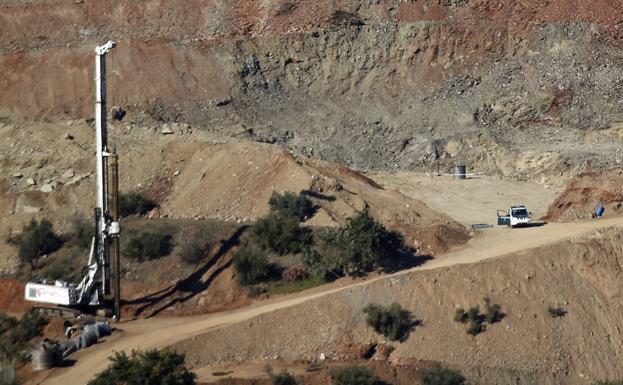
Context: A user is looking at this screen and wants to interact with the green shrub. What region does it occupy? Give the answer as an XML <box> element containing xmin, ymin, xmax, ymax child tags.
<box><xmin>331</xmin><ymin>366</ymin><xmax>378</xmax><ymax>385</ymax></box>
<box><xmin>332</xmin><ymin>210</ymin><xmax>405</xmax><ymax>276</ymax></box>
<box><xmin>0</xmin><ymin>310</ymin><xmax>48</xmax><ymax>363</ymax></box>
<box><xmin>68</xmin><ymin>213</ymin><xmax>93</xmax><ymax>250</ymax></box>
<box><xmin>119</xmin><ymin>192</ymin><xmax>157</xmax><ymax>217</ymax></box>
<box><xmin>233</xmin><ymin>243</ymin><xmax>272</xmax><ymax>285</ymax></box>
<box><xmin>466</xmin><ymin>321</ymin><xmax>485</xmax><ymax>336</ymax></box>
<box><xmin>175</xmin><ymin>228</ymin><xmax>209</xmax><ymax>264</ymax></box>
<box><xmin>124</xmin><ymin>230</ymin><xmax>172</xmax><ymax>261</ymax></box>
<box><xmin>548</xmin><ymin>307</ymin><xmax>567</xmax><ymax>318</ymax></box>
<box><xmin>454</xmin><ymin>299</ymin><xmax>503</xmax><ymax>336</ymax></box>
<box><xmin>364</xmin><ymin>303</ymin><xmax>414</xmax><ymax>342</ymax></box>
<box><xmin>10</xmin><ymin>218</ymin><xmax>63</xmax><ymax>269</ymax></box>
<box><xmin>484</xmin><ymin>297</ymin><xmax>503</xmax><ymax>323</ymax></box>
<box><xmin>466</xmin><ymin>306</ymin><xmax>480</xmax><ymax>323</ymax></box>
<box><xmin>88</xmin><ymin>349</ymin><xmax>196</xmax><ymax>385</ymax></box>
<box><xmin>417</xmin><ymin>363</ymin><xmax>466</xmax><ymax>385</ymax></box>
<box><xmin>268</xmin><ymin>191</ymin><xmax>316</xmax><ymax>221</ymax></box>
<box><xmin>454</xmin><ymin>308</ymin><xmax>467</xmax><ymax>323</ymax></box>
<box><xmin>251</xmin><ymin>211</ymin><xmax>311</xmax><ymax>255</ymax></box>
<box><xmin>270</xmin><ymin>370</ymin><xmax>298</xmax><ymax>385</ymax></box>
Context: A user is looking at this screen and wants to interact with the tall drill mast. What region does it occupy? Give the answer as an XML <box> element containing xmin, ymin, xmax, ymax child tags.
<box><xmin>24</xmin><ymin>41</ymin><xmax>120</xmax><ymax>316</ymax></box>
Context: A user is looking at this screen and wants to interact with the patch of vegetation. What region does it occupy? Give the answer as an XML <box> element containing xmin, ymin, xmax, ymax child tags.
<box><xmin>124</xmin><ymin>229</ymin><xmax>173</xmax><ymax>261</ymax></box>
<box><xmin>233</xmin><ymin>243</ymin><xmax>272</xmax><ymax>285</ymax></box>
<box><xmin>281</xmin><ymin>266</ymin><xmax>308</xmax><ymax>282</ymax></box>
<box><xmin>454</xmin><ymin>298</ymin><xmax>504</xmax><ymax>336</ymax></box>
<box><xmin>118</xmin><ymin>192</ymin><xmax>157</xmax><ymax>217</ymax></box>
<box><xmin>175</xmin><ymin>227</ymin><xmax>210</xmax><ymax>264</ymax></box>
<box><xmin>269</xmin><ymin>191</ymin><xmax>316</xmax><ymax>221</ymax></box>
<box><xmin>251</xmin><ymin>211</ymin><xmax>311</xmax><ymax>255</ymax></box>
<box><xmin>484</xmin><ymin>297</ymin><xmax>503</xmax><ymax>323</ymax></box>
<box><xmin>548</xmin><ymin>307</ymin><xmax>567</xmax><ymax>318</ymax></box>
<box><xmin>68</xmin><ymin>213</ymin><xmax>93</xmax><ymax>250</ymax></box>
<box><xmin>266</xmin><ymin>366</ymin><xmax>298</xmax><ymax>385</ymax></box>
<box><xmin>320</xmin><ymin>210</ymin><xmax>406</xmax><ymax>276</ymax></box>
<box><xmin>417</xmin><ymin>363</ymin><xmax>466</xmax><ymax>385</ymax></box>
<box><xmin>595</xmin><ymin>381</ymin><xmax>623</xmax><ymax>385</ymax></box>
<box><xmin>9</xmin><ymin>218</ymin><xmax>63</xmax><ymax>269</ymax></box>
<box><xmin>0</xmin><ymin>310</ymin><xmax>48</xmax><ymax>364</ymax></box>
<box><xmin>364</xmin><ymin>303</ymin><xmax>415</xmax><ymax>342</ymax></box>
<box><xmin>88</xmin><ymin>349</ymin><xmax>196</xmax><ymax>385</ymax></box>
<box><xmin>331</xmin><ymin>366</ymin><xmax>379</xmax><ymax>385</ymax></box>
<box><xmin>264</xmin><ymin>275</ymin><xmax>327</xmax><ymax>295</ymax></box>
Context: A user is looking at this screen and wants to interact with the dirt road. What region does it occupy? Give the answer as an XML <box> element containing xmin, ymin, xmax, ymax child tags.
<box><xmin>37</xmin><ymin>215</ymin><xmax>623</xmax><ymax>385</ymax></box>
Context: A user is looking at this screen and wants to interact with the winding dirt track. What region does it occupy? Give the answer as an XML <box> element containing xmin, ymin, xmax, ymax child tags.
<box><xmin>40</xmin><ymin>217</ymin><xmax>623</xmax><ymax>385</ymax></box>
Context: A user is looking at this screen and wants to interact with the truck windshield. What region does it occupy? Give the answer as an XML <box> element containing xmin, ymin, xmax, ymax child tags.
<box><xmin>512</xmin><ymin>208</ymin><xmax>529</xmax><ymax>217</ymax></box>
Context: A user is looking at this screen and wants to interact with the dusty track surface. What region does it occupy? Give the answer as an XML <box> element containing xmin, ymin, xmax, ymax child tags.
<box><xmin>38</xmin><ymin>216</ymin><xmax>623</xmax><ymax>385</ymax></box>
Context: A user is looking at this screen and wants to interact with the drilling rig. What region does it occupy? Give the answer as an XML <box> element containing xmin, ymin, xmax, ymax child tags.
<box><xmin>24</xmin><ymin>41</ymin><xmax>122</xmax><ymax>319</ymax></box>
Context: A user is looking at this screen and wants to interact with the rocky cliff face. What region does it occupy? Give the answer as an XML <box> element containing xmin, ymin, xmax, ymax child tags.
<box><xmin>1</xmin><ymin>0</ymin><xmax>622</xmax><ymax>177</ymax></box>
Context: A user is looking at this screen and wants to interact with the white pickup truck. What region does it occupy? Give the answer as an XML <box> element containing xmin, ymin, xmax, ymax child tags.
<box><xmin>497</xmin><ymin>205</ymin><xmax>532</xmax><ymax>227</ymax></box>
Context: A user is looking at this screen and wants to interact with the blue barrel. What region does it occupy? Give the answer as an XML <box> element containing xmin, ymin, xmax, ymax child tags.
<box><xmin>596</xmin><ymin>205</ymin><xmax>605</xmax><ymax>217</ymax></box>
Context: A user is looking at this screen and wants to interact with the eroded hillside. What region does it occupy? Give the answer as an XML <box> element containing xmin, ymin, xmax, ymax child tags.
<box><xmin>1</xmin><ymin>0</ymin><xmax>622</xmax><ymax>177</ymax></box>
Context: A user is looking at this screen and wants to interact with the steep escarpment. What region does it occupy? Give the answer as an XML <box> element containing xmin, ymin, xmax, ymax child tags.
<box><xmin>1</xmin><ymin>0</ymin><xmax>622</xmax><ymax>178</ymax></box>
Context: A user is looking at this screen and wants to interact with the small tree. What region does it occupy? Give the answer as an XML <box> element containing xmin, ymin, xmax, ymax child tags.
<box><xmin>88</xmin><ymin>349</ymin><xmax>196</xmax><ymax>385</ymax></box>
<box><xmin>364</xmin><ymin>303</ymin><xmax>415</xmax><ymax>342</ymax></box>
<box><xmin>331</xmin><ymin>366</ymin><xmax>378</xmax><ymax>385</ymax></box>
<box><xmin>11</xmin><ymin>218</ymin><xmax>63</xmax><ymax>269</ymax></box>
<box><xmin>417</xmin><ymin>363</ymin><xmax>466</xmax><ymax>385</ymax></box>
<box><xmin>334</xmin><ymin>210</ymin><xmax>405</xmax><ymax>276</ymax></box>
<box><xmin>251</xmin><ymin>211</ymin><xmax>311</xmax><ymax>255</ymax></box>
<box><xmin>118</xmin><ymin>192</ymin><xmax>157</xmax><ymax>217</ymax></box>
<box><xmin>268</xmin><ymin>191</ymin><xmax>316</xmax><ymax>221</ymax></box>
<box><xmin>124</xmin><ymin>230</ymin><xmax>172</xmax><ymax>261</ymax></box>
<box><xmin>233</xmin><ymin>243</ymin><xmax>271</xmax><ymax>285</ymax></box>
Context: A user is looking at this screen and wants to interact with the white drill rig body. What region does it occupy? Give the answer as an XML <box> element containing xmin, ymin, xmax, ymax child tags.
<box><xmin>24</xmin><ymin>41</ymin><xmax>120</xmax><ymax>310</ymax></box>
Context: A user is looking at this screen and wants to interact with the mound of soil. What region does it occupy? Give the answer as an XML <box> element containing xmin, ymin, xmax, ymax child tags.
<box><xmin>163</xmin><ymin>141</ymin><xmax>470</xmax><ymax>254</ymax></box>
<box><xmin>543</xmin><ymin>170</ymin><xmax>623</xmax><ymax>221</ymax></box>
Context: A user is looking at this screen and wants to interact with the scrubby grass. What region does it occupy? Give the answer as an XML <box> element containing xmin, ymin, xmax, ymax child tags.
<box><xmin>264</xmin><ymin>275</ymin><xmax>327</xmax><ymax>295</ymax></box>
